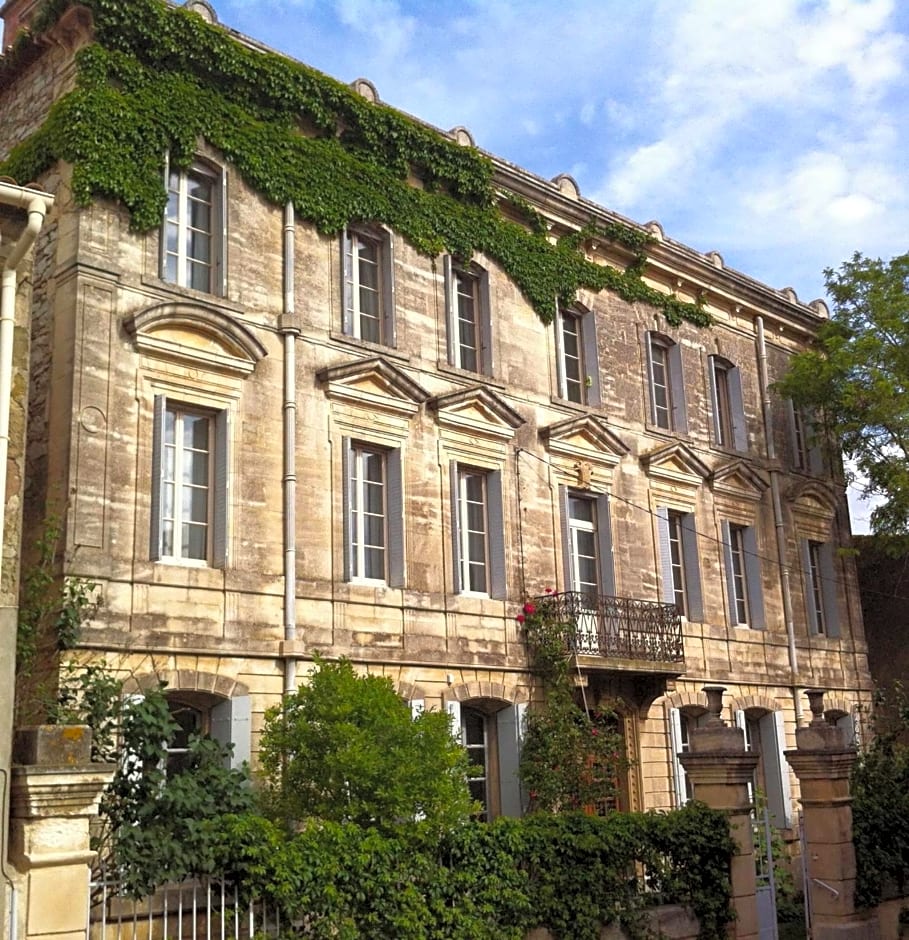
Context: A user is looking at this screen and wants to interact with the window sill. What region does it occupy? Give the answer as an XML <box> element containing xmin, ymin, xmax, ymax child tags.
<box><xmin>140</xmin><ymin>276</ymin><xmax>245</xmax><ymax>314</ymax></box>
<box><xmin>336</xmin><ymin>581</ymin><xmax>404</xmax><ymax>605</ymax></box>
<box><xmin>548</xmin><ymin>394</ymin><xmax>593</xmax><ymax>413</ymax></box>
<box><xmin>329</xmin><ymin>330</ymin><xmax>411</xmax><ymax>362</ymax></box>
<box><xmin>436</xmin><ymin>360</ymin><xmax>503</xmax><ymax>388</ymax></box>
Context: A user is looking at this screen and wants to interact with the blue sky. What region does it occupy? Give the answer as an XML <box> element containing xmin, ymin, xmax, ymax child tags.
<box><xmin>216</xmin><ymin>0</ymin><xmax>908</xmax><ymax>530</ymax></box>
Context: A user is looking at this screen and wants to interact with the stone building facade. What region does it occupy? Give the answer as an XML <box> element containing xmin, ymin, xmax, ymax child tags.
<box><xmin>0</xmin><ymin>0</ymin><xmax>873</xmax><ymax>838</ymax></box>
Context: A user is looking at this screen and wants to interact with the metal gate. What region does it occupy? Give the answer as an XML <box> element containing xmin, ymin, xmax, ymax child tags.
<box><xmin>754</xmin><ymin>806</ymin><xmax>779</xmax><ymax>940</ymax></box>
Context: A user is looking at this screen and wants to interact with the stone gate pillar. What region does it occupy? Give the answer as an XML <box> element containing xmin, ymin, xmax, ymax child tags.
<box><xmin>784</xmin><ymin>689</ymin><xmax>878</xmax><ymax>939</ymax></box>
<box><xmin>678</xmin><ymin>685</ymin><xmax>760</xmax><ymax>940</ymax></box>
<box><xmin>9</xmin><ymin>725</ymin><xmax>114</xmax><ymax>940</ymax></box>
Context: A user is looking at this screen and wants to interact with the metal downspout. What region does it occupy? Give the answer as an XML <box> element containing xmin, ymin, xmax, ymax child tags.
<box><xmin>755</xmin><ymin>316</ymin><xmax>802</xmax><ymax>727</ymax></box>
<box><xmin>281</xmin><ymin>202</ymin><xmax>299</xmax><ymax>696</ymax></box>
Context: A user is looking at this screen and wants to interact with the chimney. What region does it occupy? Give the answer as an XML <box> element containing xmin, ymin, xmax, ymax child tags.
<box><xmin>1</xmin><ymin>0</ymin><xmax>42</xmax><ymax>50</ymax></box>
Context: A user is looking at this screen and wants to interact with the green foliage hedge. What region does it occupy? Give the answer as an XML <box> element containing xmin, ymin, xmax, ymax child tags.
<box><xmin>0</xmin><ymin>0</ymin><xmax>710</xmax><ymax>328</ymax></box>
<box><xmin>220</xmin><ymin>803</ymin><xmax>734</xmax><ymax>940</ymax></box>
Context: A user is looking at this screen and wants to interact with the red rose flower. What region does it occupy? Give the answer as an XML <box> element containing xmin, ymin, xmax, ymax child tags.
<box><xmin>523</xmin><ymin>602</ymin><xmax>536</xmax><ymax>615</ymax></box>
<box><xmin>544</xmin><ymin>587</ymin><xmax>553</xmax><ymax>594</ymax></box>
<box><xmin>516</xmin><ymin>614</ymin><xmax>526</xmax><ymax>624</ymax></box>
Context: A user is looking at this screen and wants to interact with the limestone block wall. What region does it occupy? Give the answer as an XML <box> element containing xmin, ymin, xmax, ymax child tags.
<box><xmin>0</xmin><ymin>45</ymin><xmax>870</xmax><ymax>815</ymax></box>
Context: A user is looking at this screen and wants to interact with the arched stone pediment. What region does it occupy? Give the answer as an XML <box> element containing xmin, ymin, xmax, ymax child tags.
<box><xmin>124</xmin><ymin>302</ymin><xmax>267</xmax><ymax>376</ymax></box>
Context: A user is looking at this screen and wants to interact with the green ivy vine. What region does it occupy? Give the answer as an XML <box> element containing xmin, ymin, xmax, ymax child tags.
<box><xmin>0</xmin><ymin>0</ymin><xmax>711</xmax><ymax>328</ymax></box>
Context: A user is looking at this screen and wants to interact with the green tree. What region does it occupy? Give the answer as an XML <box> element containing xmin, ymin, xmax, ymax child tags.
<box><xmin>258</xmin><ymin>658</ymin><xmax>474</xmax><ymax>831</ymax></box>
<box><xmin>775</xmin><ymin>251</ymin><xmax>909</xmax><ymax>540</ymax></box>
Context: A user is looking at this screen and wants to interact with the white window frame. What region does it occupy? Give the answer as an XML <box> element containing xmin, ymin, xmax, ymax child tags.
<box><xmin>342</xmin><ymin>439</ymin><xmax>404</xmax><ymax>587</ymax></box>
<box><xmin>342</xmin><ymin>226</ymin><xmax>395</xmax><ymax>346</ymax></box>
<box><xmin>721</xmin><ymin>521</ymin><xmax>765</xmax><ymax>628</ymax></box>
<box><xmin>646</xmin><ymin>332</ymin><xmax>687</xmax><ymax>432</ymax></box>
<box><xmin>800</xmin><ymin>538</ymin><xmax>840</xmax><ymax>637</ymax></box>
<box><xmin>162</xmin><ymin>158</ymin><xmax>224</xmax><ymax>295</ymax></box>
<box><xmin>657</xmin><ymin>507</ymin><xmax>703</xmax><ymax>621</ymax></box>
<box><xmin>555</xmin><ymin>307</ymin><xmax>601</xmax><ymax>406</ymax></box>
<box><xmin>150</xmin><ymin>395</ymin><xmax>229</xmax><ymax>567</ymax></box>
<box><xmin>444</xmin><ymin>256</ymin><xmax>492</xmax><ymax>375</ymax></box>
<box><xmin>560</xmin><ymin>488</ymin><xmax>615</xmax><ymax>598</ymax></box>
<box><xmin>709</xmin><ymin>356</ymin><xmax>747</xmax><ymax>451</ymax></box>
<box><xmin>450</xmin><ymin>464</ymin><xmax>506</xmax><ymax>598</ymax></box>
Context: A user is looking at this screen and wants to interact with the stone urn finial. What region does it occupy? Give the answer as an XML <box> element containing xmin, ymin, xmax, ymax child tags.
<box><xmin>703</xmin><ymin>685</ymin><xmax>727</xmax><ymax>727</ymax></box>
<box><xmin>805</xmin><ymin>689</ymin><xmax>826</xmax><ymax>727</ymax></box>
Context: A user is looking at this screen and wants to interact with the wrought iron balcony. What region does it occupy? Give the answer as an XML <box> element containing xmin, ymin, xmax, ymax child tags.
<box><xmin>530</xmin><ymin>591</ymin><xmax>685</xmax><ymax>673</ymax></box>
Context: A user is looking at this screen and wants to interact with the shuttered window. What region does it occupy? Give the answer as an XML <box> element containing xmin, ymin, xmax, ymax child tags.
<box><xmin>342</xmin><ymin>227</ymin><xmax>396</xmax><ymax>346</ymax></box>
<box><xmin>451</xmin><ymin>464</ymin><xmax>506</xmax><ymax>598</ymax></box>
<box><xmin>151</xmin><ymin>395</ymin><xmax>228</xmax><ymax>566</ymax></box>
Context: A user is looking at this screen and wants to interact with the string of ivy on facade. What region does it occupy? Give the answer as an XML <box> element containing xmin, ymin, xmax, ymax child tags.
<box><xmin>0</xmin><ymin>0</ymin><xmax>711</xmax><ymax>328</ymax></box>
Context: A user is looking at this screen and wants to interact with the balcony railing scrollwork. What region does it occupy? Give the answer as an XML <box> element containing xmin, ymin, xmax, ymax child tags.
<box><xmin>531</xmin><ymin>591</ymin><xmax>685</xmax><ymax>668</ymax></box>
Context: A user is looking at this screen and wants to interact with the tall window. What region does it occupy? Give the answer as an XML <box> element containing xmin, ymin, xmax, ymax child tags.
<box><xmin>342</xmin><ymin>227</ymin><xmax>394</xmax><ymax>345</ymax></box>
<box><xmin>709</xmin><ymin>356</ymin><xmax>746</xmax><ymax>450</ymax></box>
<box><xmin>787</xmin><ymin>401</ymin><xmax>822</xmax><ymax>474</ymax></box>
<box><xmin>349</xmin><ymin>446</ymin><xmax>386</xmax><ymax>581</ymax></box>
<box><xmin>457</xmin><ymin>470</ymin><xmax>488</xmax><ymax>593</ymax></box>
<box><xmin>669</xmin><ymin>708</ymin><xmax>707</xmax><ymax>806</ymax></box>
<box><xmin>445</xmin><ymin>258</ymin><xmax>491</xmax><ymax>374</ymax></box>
<box><xmin>736</xmin><ymin>709</ymin><xmax>792</xmax><ymax>828</ymax></box>
<box><xmin>343</xmin><ymin>440</ymin><xmax>403</xmax><ymax>587</ymax></box>
<box><xmin>721</xmin><ymin>521</ymin><xmax>765</xmax><ymax>628</ymax></box>
<box><xmin>151</xmin><ymin>396</ymin><xmax>228</xmax><ymax>567</ymax></box>
<box><xmin>164</xmin><ymin>162</ymin><xmax>221</xmax><ymax>294</ymax></box>
<box><xmin>800</xmin><ymin>538</ymin><xmax>840</xmax><ymax>637</ymax></box>
<box><xmin>451</xmin><ymin>465</ymin><xmax>505</xmax><ymax>598</ymax></box>
<box><xmin>165</xmin><ymin>691</ymin><xmax>251</xmax><ymax>775</ymax></box>
<box><xmin>462</xmin><ymin>707</ymin><xmax>489</xmax><ymax>821</ymax></box>
<box><xmin>556</xmin><ymin>308</ymin><xmax>600</xmax><ymax>406</ymax></box>
<box><xmin>561</xmin><ymin>489</ymin><xmax>615</xmax><ymax>601</ymax></box>
<box><xmin>646</xmin><ymin>333</ymin><xmax>686</xmax><ymax>432</ymax></box>
<box><xmin>656</xmin><ymin>508</ymin><xmax>702</xmax><ymax>620</ymax></box>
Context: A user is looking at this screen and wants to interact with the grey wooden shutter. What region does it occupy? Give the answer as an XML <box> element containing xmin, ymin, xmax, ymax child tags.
<box><xmin>680</xmin><ymin>514</ymin><xmax>703</xmax><ymax>621</ymax></box>
<box><xmin>729</xmin><ymin>366</ymin><xmax>747</xmax><ymax>451</ymax></box>
<box><xmin>582</xmin><ymin>313</ymin><xmax>601</xmax><ymax>407</ymax></box>
<box><xmin>211</xmin><ymin>694</ymin><xmax>251</xmax><ymax>771</ymax></box>
<box><xmin>149</xmin><ymin>395</ymin><xmax>167</xmax><ymax>560</ymax></box>
<box><xmin>554</xmin><ymin>305</ymin><xmax>566</xmax><ymax>399</ymax></box>
<box><xmin>595</xmin><ymin>494</ymin><xmax>615</xmax><ymax>596</ymax></box>
<box><xmin>645</xmin><ymin>332</ymin><xmax>657</xmax><ymax>425</ymax></box>
<box><xmin>669</xmin><ymin>341</ymin><xmax>688</xmax><ymax>432</ymax></box>
<box><xmin>807</xmin><ymin>414</ymin><xmax>824</xmax><ymax>475</ymax></box>
<box><xmin>707</xmin><ymin>357</ymin><xmax>721</xmax><ymax>444</ymax></box>
<box><xmin>212</xmin><ymin>408</ymin><xmax>229</xmax><ymax>567</ymax></box>
<box><xmin>443</xmin><ymin>254</ymin><xmax>457</xmax><ymax>366</ymax></box>
<box><xmin>656</xmin><ymin>507</ymin><xmax>675</xmax><ymax>605</ymax></box>
<box><xmin>668</xmin><ymin>708</ymin><xmax>687</xmax><ymax>807</ymax></box>
<box><xmin>387</xmin><ymin>448</ymin><xmax>404</xmax><ymax>588</ymax></box>
<box><xmin>446</xmin><ymin>699</ymin><xmax>462</xmax><ymax>740</ymax></box>
<box><xmin>450</xmin><ymin>462</ymin><xmax>462</xmax><ymax>593</ymax></box>
<box><xmin>341</xmin><ymin>227</ymin><xmax>353</xmax><ymax>335</ymax></box>
<box><xmin>559</xmin><ymin>486</ymin><xmax>573</xmax><ymax>591</ymax></box>
<box><xmin>819</xmin><ymin>541</ymin><xmax>840</xmax><ymax>638</ymax></box>
<box><xmin>382</xmin><ymin>230</ymin><xmax>396</xmax><ymax>347</ymax></box>
<box><xmin>785</xmin><ymin>400</ymin><xmax>802</xmax><ymax>468</ymax></box>
<box><xmin>487</xmin><ymin>470</ymin><xmax>506</xmax><ymax>599</ymax></box>
<box><xmin>800</xmin><ymin>538</ymin><xmax>818</xmax><ymax>634</ymax></box>
<box><xmin>721</xmin><ymin>521</ymin><xmax>740</xmax><ymax>626</ymax></box>
<box><xmin>742</xmin><ymin>526</ymin><xmax>765</xmax><ymax>629</ymax></box>
<box><xmin>479</xmin><ymin>268</ymin><xmax>493</xmax><ymax>376</ymax></box>
<box><xmin>341</xmin><ymin>438</ymin><xmax>353</xmax><ymax>581</ymax></box>
<box><xmin>765</xmin><ymin>712</ymin><xmax>793</xmax><ymax>828</ymax></box>
<box><xmin>217</xmin><ymin>167</ymin><xmax>227</xmax><ymax>296</ymax></box>
<box><xmin>497</xmin><ymin>702</ymin><xmax>527</xmax><ymax>817</ymax></box>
